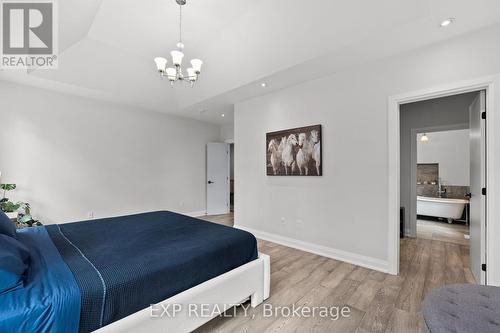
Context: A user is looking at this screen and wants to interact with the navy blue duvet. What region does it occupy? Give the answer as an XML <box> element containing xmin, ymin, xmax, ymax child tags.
<box><xmin>45</xmin><ymin>211</ymin><xmax>258</xmax><ymax>333</ymax></box>
<box><xmin>0</xmin><ymin>227</ymin><xmax>80</xmax><ymax>333</ymax></box>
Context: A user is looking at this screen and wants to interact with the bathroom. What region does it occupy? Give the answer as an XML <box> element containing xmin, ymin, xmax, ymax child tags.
<box><xmin>416</xmin><ymin>130</ymin><xmax>470</xmax><ymax>244</ymax></box>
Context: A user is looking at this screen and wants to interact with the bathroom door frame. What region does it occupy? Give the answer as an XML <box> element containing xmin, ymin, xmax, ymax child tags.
<box><xmin>387</xmin><ymin>75</ymin><xmax>497</xmax><ymax>284</ymax></box>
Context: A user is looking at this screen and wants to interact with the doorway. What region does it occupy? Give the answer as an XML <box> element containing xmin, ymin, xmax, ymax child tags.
<box><xmin>400</xmin><ymin>91</ymin><xmax>484</xmax><ymax>284</ymax></box>
<box><xmin>387</xmin><ymin>78</ymin><xmax>494</xmax><ymax>285</ymax></box>
<box><xmin>399</xmin><ymin>92</ymin><xmax>481</xmax><ymax>287</ymax></box>
<box><xmin>206</xmin><ymin>143</ymin><xmax>230</xmax><ymax>216</ymax></box>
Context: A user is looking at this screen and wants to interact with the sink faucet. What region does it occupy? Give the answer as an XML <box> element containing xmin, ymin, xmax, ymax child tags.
<box><xmin>437</xmin><ymin>178</ymin><xmax>447</xmax><ymax>198</ymax></box>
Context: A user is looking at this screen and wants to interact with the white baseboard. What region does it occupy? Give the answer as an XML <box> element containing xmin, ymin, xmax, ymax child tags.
<box><xmin>185</xmin><ymin>210</ymin><xmax>207</xmax><ymax>217</ymax></box>
<box><xmin>235</xmin><ymin>225</ymin><xmax>389</xmax><ymax>273</ymax></box>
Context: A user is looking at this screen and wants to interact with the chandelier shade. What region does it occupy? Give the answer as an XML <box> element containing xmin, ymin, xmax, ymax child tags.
<box><xmin>190</xmin><ymin>59</ymin><xmax>203</xmax><ymax>73</ymax></box>
<box><xmin>154</xmin><ymin>57</ymin><xmax>168</xmax><ymax>73</ymax></box>
<box><xmin>154</xmin><ymin>0</ymin><xmax>202</xmax><ymax>87</ymax></box>
<box><xmin>170</xmin><ymin>50</ymin><xmax>184</xmax><ymax>66</ymax></box>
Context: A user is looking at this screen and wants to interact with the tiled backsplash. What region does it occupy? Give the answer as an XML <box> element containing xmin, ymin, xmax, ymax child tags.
<box><xmin>442</xmin><ymin>185</ymin><xmax>470</xmax><ymax>199</ymax></box>
<box><xmin>416</xmin><ymin>184</ymin><xmax>438</xmax><ymax>197</ymax></box>
<box><xmin>416</xmin><ymin>184</ymin><xmax>470</xmax><ymax>199</ymax></box>
<box><xmin>416</xmin><ymin>163</ymin><xmax>439</xmax><ymax>185</ymax></box>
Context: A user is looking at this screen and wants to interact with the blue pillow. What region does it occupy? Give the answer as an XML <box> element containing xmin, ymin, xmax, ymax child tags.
<box><xmin>0</xmin><ymin>234</ymin><xmax>30</xmax><ymax>294</ymax></box>
<box><xmin>0</xmin><ymin>210</ymin><xmax>17</xmax><ymax>238</ymax></box>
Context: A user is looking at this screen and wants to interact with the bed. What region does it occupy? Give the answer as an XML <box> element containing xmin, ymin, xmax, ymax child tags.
<box><xmin>0</xmin><ymin>211</ymin><xmax>270</xmax><ymax>333</ymax></box>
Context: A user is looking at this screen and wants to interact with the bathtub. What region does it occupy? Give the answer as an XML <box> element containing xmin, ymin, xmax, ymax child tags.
<box><xmin>417</xmin><ymin>196</ymin><xmax>469</xmax><ymax>223</ymax></box>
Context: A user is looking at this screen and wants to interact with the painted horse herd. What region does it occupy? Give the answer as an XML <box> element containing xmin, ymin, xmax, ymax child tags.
<box><xmin>267</xmin><ymin>128</ymin><xmax>321</xmax><ymax>176</ymax></box>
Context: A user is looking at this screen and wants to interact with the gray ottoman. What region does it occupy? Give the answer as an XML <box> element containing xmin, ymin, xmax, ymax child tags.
<box><xmin>423</xmin><ymin>284</ymin><xmax>500</xmax><ymax>333</ymax></box>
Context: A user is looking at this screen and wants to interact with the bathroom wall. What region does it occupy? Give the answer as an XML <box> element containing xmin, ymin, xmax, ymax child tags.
<box><xmin>416</xmin><ymin>129</ymin><xmax>471</xmax><ymax>199</ymax></box>
<box><xmin>417</xmin><ymin>129</ymin><xmax>470</xmax><ymax>184</ymax></box>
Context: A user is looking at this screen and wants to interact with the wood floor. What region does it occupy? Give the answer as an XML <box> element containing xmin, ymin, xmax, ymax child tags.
<box><xmin>197</xmin><ymin>214</ymin><xmax>474</xmax><ymax>333</ymax></box>
<box><xmin>416</xmin><ymin>219</ymin><xmax>469</xmax><ymax>246</ymax></box>
<box><xmin>201</xmin><ymin>212</ymin><xmax>234</xmax><ymax>227</ymax></box>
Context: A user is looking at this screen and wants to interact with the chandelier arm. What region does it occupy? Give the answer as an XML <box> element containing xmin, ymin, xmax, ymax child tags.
<box><xmin>160</xmin><ymin>73</ymin><xmax>198</xmax><ymax>82</ymax></box>
<box><xmin>175</xmin><ymin>65</ymin><xmax>181</xmax><ymax>80</ymax></box>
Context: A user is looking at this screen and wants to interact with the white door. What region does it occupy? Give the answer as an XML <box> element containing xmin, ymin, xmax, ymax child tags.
<box><xmin>206</xmin><ymin>143</ymin><xmax>230</xmax><ymax>215</ymax></box>
<box><xmin>469</xmin><ymin>90</ymin><xmax>486</xmax><ymax>284</ymax></box>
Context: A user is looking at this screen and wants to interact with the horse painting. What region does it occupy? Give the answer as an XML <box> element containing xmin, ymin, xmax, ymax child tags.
<box><xmin>266</xmin><ymin>125</ymin><xmax>322</xmax><ymax>176</ymax></box>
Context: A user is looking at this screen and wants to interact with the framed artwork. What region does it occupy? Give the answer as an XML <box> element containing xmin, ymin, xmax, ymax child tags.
<box><xmin>266</xmin><ymin>124</ymin><xmax>322</xmax><ymax>176</ymax></box>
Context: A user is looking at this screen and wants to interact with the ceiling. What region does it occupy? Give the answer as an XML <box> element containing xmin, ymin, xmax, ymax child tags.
<box><xmin>2</xmin><ymin>0</ymin><xmax>500</xmax><ymax>124</ymax></box>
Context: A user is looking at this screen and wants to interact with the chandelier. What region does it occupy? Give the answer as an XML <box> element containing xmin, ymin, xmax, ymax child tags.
<box><xmin>154</xmin><ymin>0</ymin><xmax>203</xmax><ymax>87</ymax></box>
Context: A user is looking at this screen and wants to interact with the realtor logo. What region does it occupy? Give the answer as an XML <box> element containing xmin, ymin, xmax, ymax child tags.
<box><xmin>1</xmin><ymin>0</ymin><xmax>58</xmax><ymax>69</ymax></box>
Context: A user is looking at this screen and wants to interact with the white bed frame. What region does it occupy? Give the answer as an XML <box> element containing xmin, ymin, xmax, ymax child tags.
<box><xmin>95</xmin><ymin>253</ymin><xmax>270</xmax><ymax>333</ymax></box>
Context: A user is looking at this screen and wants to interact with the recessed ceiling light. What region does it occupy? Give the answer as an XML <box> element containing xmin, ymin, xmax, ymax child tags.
<box><xmin>221</xmin><ymin>113</ymin><xmax>225</xmax><ymax>117</ymax></box>
<box><xmin>440</xmin><ymin>18</ymin><xmax>455</xmax><ymax>27</ymax></box>
<box><xmin>261</xmin><ymin>82</ymin><xmax>267</xmax><ymax>87</ymax></box>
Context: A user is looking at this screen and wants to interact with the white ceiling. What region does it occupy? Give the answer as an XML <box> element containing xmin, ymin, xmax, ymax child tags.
<box><xmin>2</xmin><ymin>0</ymin><xmax>500</xmax><ymax>124</ymax></box>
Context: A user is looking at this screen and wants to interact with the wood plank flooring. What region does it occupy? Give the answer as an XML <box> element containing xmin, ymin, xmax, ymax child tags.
<box><xmin>196</xmin><ymin>214</ymin><xmax>474</xmax><ymax>333</ymax></box>
<box><xmin>416</xmin><ymin>219</ymin><xmax>469</xmax><ymax>246</ymax></box>
<box><xmin>201</xmin><ymin>213</ymin><xmax>234</xmax><ymax>227</ymax></box>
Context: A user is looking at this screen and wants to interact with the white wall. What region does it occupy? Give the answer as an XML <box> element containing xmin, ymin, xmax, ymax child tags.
<box><xmin>234</xmin><ymin>24</ymin><xmax>500</xmax><ymax>276</ymax></box>
<box><xmin>220</xmin><ymin>122</ymin><xmax>234</xmax><ymax>142</ymax></box>
<box><xmin>417</xmin><ymin>129</ymin><xmax>470</xmax><ymax>186</ymax></box>
<box><xmin>0</xmin><ymin>81</ymin><xmax>220</xmax><ymax>224</ymax></box>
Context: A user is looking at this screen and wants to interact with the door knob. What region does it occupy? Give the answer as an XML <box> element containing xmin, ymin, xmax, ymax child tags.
<box><xmin>208</xmin><ymin>181</ymin><xmax>214</xmax><ymax>184</ymax></box>
<box><xmin>466</xmin><ymin>192</ymin><xmax>472</xmax><ymax>198</ymax></box>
